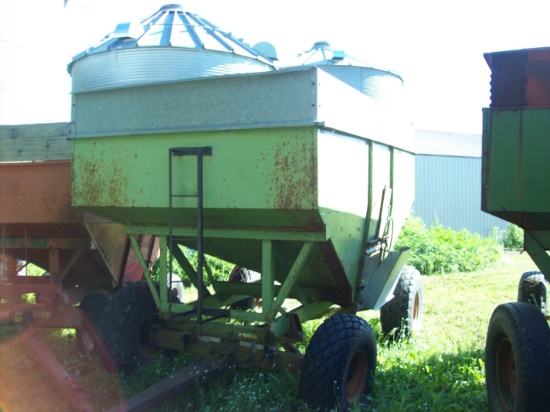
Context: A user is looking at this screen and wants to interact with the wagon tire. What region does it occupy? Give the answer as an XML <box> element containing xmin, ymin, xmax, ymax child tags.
<box><xmin>380</xmin><ymin>265</ymin><xmax>423</xmax><ymax>340</ymax></box>
<box><xmin>77</xmin><ymin>293</ymin><xmax>109</xmax><ymax>354</ymax></box>
<box><xmin>517</xmin><ymin>271</ymin><xmax>548</xmax><ymax>315</ymax></box>
<box><xmin>299</xmin><ymin>313</ymin><xmax>376</xmax><ymax>411</ymax></box>
<box><xmin>98</xmin><ymin>282</ymin><xmax>168</xmax><ymax>373</ymax></box>
<box><xmin>486</xmin><ymin>302</ymin><xmax>550</xmax><ymax>412</ymax></box>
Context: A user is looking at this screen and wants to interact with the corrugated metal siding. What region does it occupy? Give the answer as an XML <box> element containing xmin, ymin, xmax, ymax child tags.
<box><xmin>413</xmin><ymin>130</ymin><xmax>481</xmax><ymax>157</ymax></box>
<box><xmin>414</xmin><ymin>155</ymin><xmax>508</xmax><ymax>236</ymax></box>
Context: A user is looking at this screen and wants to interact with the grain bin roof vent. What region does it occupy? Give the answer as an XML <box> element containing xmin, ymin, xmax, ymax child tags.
<box><xmin>68</xmin><ymin>4</ymin><xmax>277</xmax><ymax>93</ymax></box>
<box><xmin>292</xmin><ymin>41</ymin><xmax>404</xmax><ymax>105</ymax></box>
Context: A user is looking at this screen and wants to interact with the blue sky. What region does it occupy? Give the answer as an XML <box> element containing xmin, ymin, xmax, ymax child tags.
<box><xmin>4</xmin><ymin>0</ymin><xmax>550</xmax><ymax>132</ymax></box>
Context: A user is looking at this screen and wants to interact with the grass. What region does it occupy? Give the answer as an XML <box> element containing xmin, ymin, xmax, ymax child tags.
<box><xmin>363</xmin><ymin>251</ymin><xmax>532</xmax><ymax>412</ymax></box>
<box><xmin>0</xmin><ymin>252</ymin><xmax>538</xmax><ymax>411</ymax></box>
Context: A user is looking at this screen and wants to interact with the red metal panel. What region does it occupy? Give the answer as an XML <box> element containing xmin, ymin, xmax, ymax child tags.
<box><xmin>0</xmin><ymin>161</ymin><xmax>80</xmax><ymax>225</ymax></box>
<box><xmin>485</xmin><ymin>46</ymin><xmax>550</xmax><ymax>108</ymax></box>
<box><xmin>0</xmin><ymin>161</ymin><xmax>128</xmax><ymax>287</ymax></box>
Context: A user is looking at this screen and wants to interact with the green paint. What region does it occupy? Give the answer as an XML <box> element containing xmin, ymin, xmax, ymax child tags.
<box><xmin>72</xmin><ymin>121</ymin><xmax>414</xmax><ymax>343</ymax></box>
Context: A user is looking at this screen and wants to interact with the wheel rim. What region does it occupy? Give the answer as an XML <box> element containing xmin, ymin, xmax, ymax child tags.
<box><xmin>412</xmin><ymin>292</ymin><xmax>420</xmax><ymax>324</ymax></box>
<box><xmin>495</xmin><ymin>337</ymin><xmax>516</xmax><ymax>411</ymax></box>
<box><xmin>345</xmin><ymin>350</ymin><xmax>368</xmax><ymax>404</ymax></box>
<box><xmin>171</xmin><ymin>287</ymin><xmax>180</xmax><ymax>300</ymax></box>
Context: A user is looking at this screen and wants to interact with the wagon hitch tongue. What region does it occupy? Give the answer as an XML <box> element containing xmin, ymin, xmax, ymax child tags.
<box><xmin>107</xmin><ymin>355</ymin><xmax>233</xmax><ymax>412</ymax></box>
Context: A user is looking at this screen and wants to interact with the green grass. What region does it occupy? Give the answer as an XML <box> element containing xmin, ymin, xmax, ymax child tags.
<box><xmin>363</xmin><ymin>251</ymin><xmax>532</xmax><ymax>412</ymax></box>
<box><xmin>0</xmin><ymin>252</ymin><xmax>538</xmax><ymax>411</ymax></box>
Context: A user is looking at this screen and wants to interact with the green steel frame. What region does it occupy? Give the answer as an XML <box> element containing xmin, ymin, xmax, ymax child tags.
<box><xmin>122</xmin><ymin>147</ymin><xmax>410</xmax><ymax>356</ymax></box>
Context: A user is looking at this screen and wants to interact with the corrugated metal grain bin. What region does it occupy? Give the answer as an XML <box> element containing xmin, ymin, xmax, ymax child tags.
<box><xmin>68</xmin><ymin>4</ymin><xmax>276</xmax><ymax>93</ymax></box>
<box><xmin>292</xmin><ymin>41</ymin><xmax>405</xmax><ymax>106</ymax></box>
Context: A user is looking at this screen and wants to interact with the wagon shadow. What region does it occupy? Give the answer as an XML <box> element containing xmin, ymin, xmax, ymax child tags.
<box><xmin>369</xmin><ymin>348</ymin><xmax>488</xmax><ymax>411</ymax></box>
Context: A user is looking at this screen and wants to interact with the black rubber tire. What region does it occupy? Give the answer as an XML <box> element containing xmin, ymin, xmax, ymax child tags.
<box><xmin>517</xmin><ymin>271</ymin><xmax>548</xmax><ymax>316</ymax></box>
<box><xmin>299</xmin><ymin>313</ymin><xmax>377</xmax><ymax>411</ymax></box>
<box><xmin>77</xmin><ymin>293</ymin><xmax>109</xmax><ymax>353</ymax></box>
<box><xmin>98</xmin><ymin>282</ymin><xmax>167</xmax><ymax>373</ymax></box>
<box><xmin>486</xmin><ymin>302</ymin><xmax>550</xmax><ymax>412</ymax></box>
<box><xmin>380</xmin><ymin>265</ymin><xmax>423</xmax><ymax>340</ymax></box>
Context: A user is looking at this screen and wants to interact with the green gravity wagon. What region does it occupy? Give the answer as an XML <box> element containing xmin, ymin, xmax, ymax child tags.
<box><xmin>70</xmin><ymin>66</ymin><xmax>419</xmax><ymax>410</ymax></box>
<box><xmin>66</xmin><ymin>5</ymin><xmax>421</xmax><ymax>411</ymax></box>
<box><xmin>483</xmin><ymin>46</ymin><xmax>550</xmax><ymax>411</ymax></box>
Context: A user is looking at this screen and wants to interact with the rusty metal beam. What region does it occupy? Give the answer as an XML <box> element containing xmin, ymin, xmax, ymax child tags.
<box><xmin>57</xmin><ymin>242</ymin><xmax>87</xmax><ymax>283</ymax></box>
<box><xmin>0</xmin><ymin>237</ymin><xmax>92</xmax><ymax>250</ymax></box>
<box><xmin>107</xmin><ymin>356</ymin><xmax>231</xmax><ymax>412</ymax></box>
<box><xmin>0</xmin><ymin>303</ymin><xmax>82</xmax><ymax>328</ymax></box>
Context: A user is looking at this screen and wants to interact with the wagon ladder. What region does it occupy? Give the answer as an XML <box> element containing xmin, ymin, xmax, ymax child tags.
<box><xmin>168</xmin><ymin>147</ymin><xmax>226</xmax><ymax>324</ymax></box>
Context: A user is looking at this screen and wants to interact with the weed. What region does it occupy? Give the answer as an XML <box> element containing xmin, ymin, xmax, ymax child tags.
<box><xmin>501</xmin><ymin>223</ymin><xmax>524</xmax><ymax>250</ymax></box>
<box><xmin>394</xmin><ymin>215</ymin><xmax>501</xmax><ymax>275</ymax></box>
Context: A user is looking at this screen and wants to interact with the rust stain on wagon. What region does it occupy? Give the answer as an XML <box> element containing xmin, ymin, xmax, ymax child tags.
<box><xmin>74</xmin><ymin>148</ymin><xmax>131</xmax><ymax>208</ymax></box>
<box><xmin>272</xmin><ymin>131</ymin><xmax>318</xmax><ymax>211</ymax></box>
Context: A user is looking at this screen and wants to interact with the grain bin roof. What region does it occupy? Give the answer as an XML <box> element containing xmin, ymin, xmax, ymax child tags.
<box><xmin>68</xmin><ymin>4</ymin><xmax>275</xmax><ymax>73</ymax></box>
<box><xmin>291</xmin><ymin>41</ymin><xmax>400</xmax><ymax>77</ymax></box>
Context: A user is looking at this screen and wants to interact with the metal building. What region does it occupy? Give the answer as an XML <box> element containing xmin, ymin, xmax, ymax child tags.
<box><xmin>413</xmin><ymin>130</ymin><xmax>508</xmax><ymax>236</ymax></box>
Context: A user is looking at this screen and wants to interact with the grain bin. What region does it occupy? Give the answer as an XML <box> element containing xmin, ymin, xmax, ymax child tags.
<box><xmin>68</xmin><ymin>4</ymin><xmax>276</xmax><ymax>94</ymax></box>
<box><xmin>292</xmin><ymin>40</ymin><xmax>404</xmax><ymax>105</ymax></box>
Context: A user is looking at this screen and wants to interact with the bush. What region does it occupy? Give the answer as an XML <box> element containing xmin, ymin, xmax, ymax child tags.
<box><xmin>394</xmin><ymin>216</ymin><xmax>501</xmax><ymax>275</ymax></box>
<box><xmin>501</xmin><ymin>223</ymin><xmax>524</xmax><ymax>250</ymax></box>
<box><xmin>151</xmin><ymin>246</ymin><xmax>234</xmax><ymax>287</ymax></box>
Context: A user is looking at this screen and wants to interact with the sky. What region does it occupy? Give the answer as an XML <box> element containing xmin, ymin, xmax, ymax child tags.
<box><xmin>3</xmin><ymin>0</ymin><xmax>550</xmax><ymax>133</ymax></box>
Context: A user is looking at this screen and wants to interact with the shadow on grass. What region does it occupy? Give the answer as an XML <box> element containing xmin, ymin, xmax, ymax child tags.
<box><xmin>114</xmin><ymin>346</ymin><xmax>487</xmax><ymax>412</ymax></box>
<box><xmin>368</xmin><ymin>347</ymin><xmax>487</xmax><ymax>412</ymax></box>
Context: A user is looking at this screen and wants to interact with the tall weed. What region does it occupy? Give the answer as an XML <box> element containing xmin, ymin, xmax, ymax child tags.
<box><xmin>501</xmin><ymin>223</ymin><xmax>524</xmax><ymax>250</ymax></box>
<box><xmin>394</xmin><ymin>215</ymin><xmax>501</xmax><ymax>275</ymax></box>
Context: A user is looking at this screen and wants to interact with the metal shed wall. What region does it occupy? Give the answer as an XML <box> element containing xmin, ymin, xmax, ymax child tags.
<box><xmin>413</xmin><ymin>155</ymin><xmax>508</xmax><ymax>237</ymax></box>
